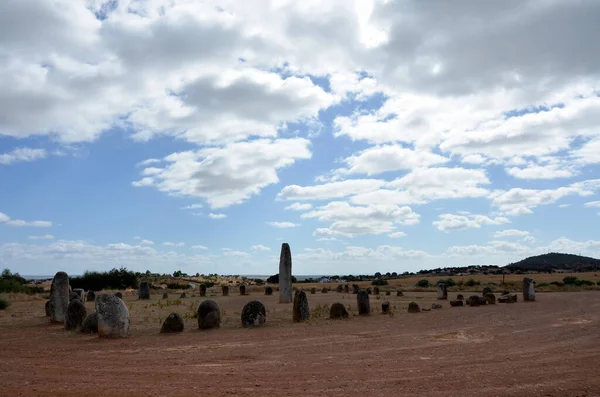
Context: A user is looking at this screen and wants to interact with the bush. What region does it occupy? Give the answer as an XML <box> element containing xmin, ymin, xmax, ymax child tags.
<box><xmin>371</xmin><ymin>279</ymin><xmax>388</xmax><ymax>286</ymax></box>
<box><xmin>563</xmin><ymin>276</ymin><xmax>578</xmax><ymax>285</ymax></box>
<box><xmin>597</xmin><ymin>281</ymin><xmax>600</xmax><ymax>286</ymax></box>
<box><xmin>550</xmin><ymin>281</ymin><xmax>564</xmax><ymax>287</ymax></box>
<box><xmin>536</xmin><ymin>283</ymin><xmax>549</xmax><ymax>288</ymax></box>
<box><xmin>575</xmin><ymin>279</ymin><xmax>595</xmax><ymax>286</ymax></box>
<box><xmin>0</xmin><ymin>269</ymin><xmax>44</xmax><ymax>294</ymax></box>
<box><xmin>416</xmin><ymin>279</ymin><xmax>430</xmax><ymax>288</ymax></box>
<box><xmin>70</xmin><ymin>267</ymin><xmax>139</xmax><ymax>291</ymax></box>
<box><xmin>0</xmin><ymin>296</ymin><xmax>11</xmax><ymax>310</ymax></box>
<box><xmin>443</xmin><ymin>278</ymin><xmax>457</xmax><ymax>287</ymax></box>
<box><xmin>266</xmin><ymin>274</ymin><xmax>298</xmax><ymax>284</ymax></box>
<box><xmin>465</xmin><ymin>279</ymin><xmax>480</xmax><ymax>287</ymax></box>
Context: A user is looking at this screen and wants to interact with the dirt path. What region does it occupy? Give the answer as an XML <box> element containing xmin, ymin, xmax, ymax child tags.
<box><xmin>1</xmin><ymin>291</ymin><xmax>599</xmax><ymax>396</ymax></box>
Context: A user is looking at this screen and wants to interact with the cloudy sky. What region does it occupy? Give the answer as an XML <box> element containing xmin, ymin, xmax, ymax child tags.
<box><xmin>1</xmin><ymin>0</ymin><xmax>600</xmax><ymax>276</ymax></box>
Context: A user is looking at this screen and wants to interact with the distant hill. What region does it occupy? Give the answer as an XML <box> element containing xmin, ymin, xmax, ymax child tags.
<box><xmin>504</xmin><ymin>252</ymin><xmax>600</xmax><ymax>272</ymax></box>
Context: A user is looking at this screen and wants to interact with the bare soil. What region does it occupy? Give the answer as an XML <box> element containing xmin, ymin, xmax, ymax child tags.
<box><xmin>1</xmin><ymin>290</ymin><xmax>599</xmax><ymax>396</ymax></box>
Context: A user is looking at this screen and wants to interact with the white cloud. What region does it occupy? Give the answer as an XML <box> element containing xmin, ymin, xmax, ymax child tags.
<box><xmin>139</xmin><ymin>239</ymin><xmax>154</xmax><ymax>245</ymax></box>
<box><xmin>266</xmin><ymin>222</ymin><xmax>301</xmax><ymax>228</ymax></box>
<box><xmin>0</xmin><ymin>148</ymin><xmax>47</xmax><ymax>165</ymax></box>
<box><xmin>251</xmin><ymin>245</ymin><xmax>271</xmax><ymax>251</ymax></box>
<box><xmin>433</xmin><ymin>213</ymin><xmax>510</xmax><ymax>232</ymax></box>
<box><xmin>302</xmin><ymin>201</ymin><xmax>419</xmax><ymax>238</ymax></box>
<box><xmin>506</xmin><ymin>163</ymin><xmax>576</xmax><ymax>180</ymax></box>
<box><xmin>584</xmin><ymin>201</ymin><xmax>600</xmax><ymax>208</ymax></box>
<box><xmin>223</xmin><ymin>250</ymin><xmax>251</xmax><ymax>258</ymax></box>
<box><xmin>134</xmin><ymin>138</ymin><xmax>312</xmax><ymax>209</ymax></box>
<box><xmin>493</xmin><ymin>229</ymin><xmax>531</xmax><ymax>238</ymax></box>
<box><xmin>388</xmin><ymin>232</ymin><xmax>407</xmax><ymax>238</ymax></box>
<box><xmin>489</xmin><ymin>179</ymin><xmax>600</xmax><ymax>215</ymax></box>
<box><xmin>163</xmin><ymin>242</ymin><xmax>185</xmax><ymax>247</ymax></box>
<box><xmin>191</xmin><ymin>245</ymin><xmax>209</xmax><ymax>250</ymax></box>
<box><xmin>137</xmin><ymin>158</ymin><xmax>162</xmax><ymax>167</ymax></box>
<box><xmin>209</xmin><ymin>213</ymin><xmax>227</xmax><ymax>219</ymax></box>
<box><xmin>278</xmin><ymin>179</ymin><xmax>385</xmax><ymax>202</ymax></box>
<box><xmin>0</xmin><ymin>212</ymin><xmax>52</xmax><ymax>227</ymax></box>
<box><xmin>28</xmin><ymin>234</ymin><xmax>55</xmax><ymax>240</ymax></box>
<box><xmin>284</xmin><ymin>202</ymin><xmax>312</xmax><ymax>211</ymax></box>
<box><xmin>181</xmin><ymin>204</ymin><xmax>204</xmax><ymax>210</ymax></box>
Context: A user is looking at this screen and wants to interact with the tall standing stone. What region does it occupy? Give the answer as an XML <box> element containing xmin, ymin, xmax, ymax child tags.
<box><xmin>197</xmin><ymin>300</ymin><xmax>221</xmax><ymax>330</ymax></box>
<box><xmin>199</xmin><ymin>284</ymin><xmax>207</xmax><ymax>297</ymax></box>
<box><xmin>279</xmin><ymin>243</ymin><xmax>292</xmax><ymax>304</ymax></box>
<box><xmin>437</xmin><ymin>281</ymin><xmax>448</xmax><ymax>300</ymax></box>
<box><xmin>523</xmin><ymin>277</ymin><xmax>536</xmax><ymax>301</ymax></box>
<box><xmin>138</xmin><ymin>282</ymin><xmax>150</xmax><ymax>300</ymax></box>
<box><xmin>357</xmin><ymin>289</ymin><xmax>370</xmax><ymax>315</ymax></box>
<box><xmin>241</xmin><ymin>300</ymin><xmax>267</xmax><ymax>327</ymax></box>
<box><xmin>293</xmin><ymin>290</ymin><xmax>310</xmax><ymax>322</ymax></box>
<box><xmin>96</xmin><ymin>293</ymin><xmax>130</xmax><ymax>338</ymax></box>
<box><xmin>222</xmin><ymin>285</ymin><xmax>229</xmax><ymax>296</ymax></box>
<box><xmin>86</xmin><ymin>290</ymin><xmax>96</xmax><ymax>302</ymax></box>
<box><xmin>49</xmin><ymin>271</ymin><xmax>69</xmax><ymax>323</ymax></box>
<box><xmin>65</xmin><ymin>299</ymin><xmax>87</xmax><ymax>330</ymax></box>
<box><xmin>240</xmin><ymin>285</ymin><xmax>246</xmax><ymax>295</ymax></box>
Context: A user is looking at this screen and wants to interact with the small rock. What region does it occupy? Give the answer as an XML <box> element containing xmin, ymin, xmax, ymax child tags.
<box><xmin>408</xmin><ymin>302</ymin><xmax>420</xmax><ymax>313</ymax></box>
<box><xmin>197</xmin><ymin>300</ymin><xmax>221</xmax><ymax>329</ymax></box>
<box><xmin>357</xmin><ymin>289</ymin><xmax>370</xmax><ymax>315</ymax></box>
<box><xmin>397</xmin><ymin>290</ymin><xmax>404</xmax><ymax>297</ymax></box>
<box><xmin>330</xmin><ymin>303</ymin><xmax>349</xmax><ymax>319</ymax></box>
<box><xmin>431</xmin><ymin>303</ymin><xmax>442</xmax><ymax>310</ymax></box>
<box><xmin>222</xmin><ymin>285</ymin><xmax>229</xmax><ymax>296</ymax></box>
<box><xmin>138</xmin><ymin>282</ymin><xmax>151</xmax><ymax>300</ymax></box>
<box><xmin>466</xmin><ymin>295</ymin><xmax>487</xmax><ymax>307</ymax></box>
<box><xmin>163</xmin><ymin>292</ymin><xmax>169</xmax><ymax>299</ymax></box>
<box><xmin>160</xmin><ymin>312</ymin><xmax>184</xmax><ymax>333</ymax></box>
<box><xmin>80</xmin><ymin>312</ymin><xmax>98</xmax><ymax>333</ymax></box>
<box><xmin>382</xmin><ymin>301</ymin><xmax>390</xmax><ymax>314</ymax></box>
<box><xmin>265</xmin><ymin>286</ymin><xmax>273</xmax><ymax>295</ymax></box>
<box><xmin>86</xmin><ymin>290</ymin><xmax>96</xmax><ymax>302</ymax></box>
<box><xmin>65</xmin><ymin>299</ymin><xmax>87</xmax><ymax>330</ymax></box>
<box><xmin>241</xmin><ymin>300</ymin><xmax>266</xmax><ymax>327</ymax></box>
<box><xmin>310</xmin><ymin>288</ymin><xmax>316</xmax><ymax>294</ymax></box>
<box><xmin>484</xmin><ymin>293</ymin><xmax>496</xmax><ymax>305</ymax></box>
<box><xmin>457</xmin><ymin>294</ymin><xmax>464</xmax><ymax>301</ymax></box>
<box><xmin>450</xmin><ymin>300</ymin><xmax>464</xmax><ymax>307</ymax></box>
<box><xmin>179</xmin><ymin>293</ymin><xmax>186</xmax><ymax>299</ymax></box>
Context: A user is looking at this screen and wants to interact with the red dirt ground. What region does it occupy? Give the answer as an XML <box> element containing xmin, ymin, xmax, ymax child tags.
<box><xmin>1</xmin><ymin>291</ymin><xmax>599</xmax><ymax>396</ymax></box>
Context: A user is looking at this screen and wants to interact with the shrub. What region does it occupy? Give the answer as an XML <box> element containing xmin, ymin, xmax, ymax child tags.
<box><xmin>536</xmin><ymin>283</ymin><xmax>549</xmax><ymax>288</ymax></box>
<box><xmin>550</xmin><ymin>281</ymin><xmax>564</xmax><ymax>287</ymax></box>
<box><xmin>465</xmin><ymin>279</ymin><xmax>480</xmax><ymax>287</ymax></box>
<box><xmin>575</xmin><ymin>279</ymin><xmax>595</xmax><ymax>286</ymax></box>
<box><xmin>597</xmin><ymin>281</ymin><xmax>600</xmax><ymax>286</ymax></box>
<box><xmin>70</xmin><ymin>267</ymin><xmax>139</xmax><ymax>291</ymax></box>
<box><xmin>266</xmin><ymin>274</ymin><xmax>298</xmax><ymax>284</ymax></box>
<box><xmin>563</xmin><ymin>276</ymin><xmax>578</xmax><ymax>285</ymax></box>
<box><xmin>416</xmin><ymin>279</ymin><xmax>430</xmax><ymax>288</ymax></box>
<box><xmin>444</xmin><ymin>278</ymin><xmax>457</xmax><ymax>287</ymax></box>
<box><xmin>0</xmin><ymin>269</ymin><xmax>44</xmax><ymax>294</ymax></box>
<box><xmin>371</xmin><ymin>279</ymin><xmax>388</xmax><ymax>286</ymax></box>
<box><xmin>0</xmin><ymin>296</ymin><xmax>11</xmax><ymax>310</ymax></box>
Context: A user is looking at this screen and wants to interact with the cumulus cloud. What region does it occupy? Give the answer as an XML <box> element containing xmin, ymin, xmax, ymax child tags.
<box><xmin>302</xmin><ymin>201</ymin><xmax>419</xmax><ymax>238</ymax></box>
<box><xmin>251</xmin><ymin>245</ymin><xmax>271</xmax><ymax>251</ymax></box>
<box><xmin>433</xmin><ymin>214</ymin><xmax>510</xmax><ymax>232</ymax></box>
<box><xmin>493</xmin><ymin>229</ymin><xmax>531</xmax><ymax>238</ymax></box>
<box><xmin>163</xmin><ymin>242</ymin><xmax>185</xmax><ymax>247</ymax></box>
<box><xmin>0</xmin><ymin>212</ymin><xmax>52</xmax><ymax>227</ymax></box>
<box><xmin>0</xmin><ymin>148</ymin><xmax>47</xmax><ymax>165</ymax></box>
<box><xmin>134</xmin><ymin>138</ymin><xmax>311</xmax><ymax>209</ymax></box>
<box><xmin>284</xmin><ymin>202</ymin><xmax>312</xmax><ymax>211</ymax></box>
<box><xmin>28</xmin><ymin>234</ymin><xmax>55</xmax><ymax>240</ymax></box>
<box><xmin>181</xmin><ymin>204</ymin><xmax>203</xmax><ymax>210</ymax></box>
<box><xmin>388</xmin><ymin>232</ymin><xmax>407</xmax><ymax>238</ymax></box>
<box><xmin>266</xmin><ymin>222</ymin><xmax>300</xmax><ymax>228</ymax></box>
<box><xmin>208</xmin><ymin>213</ymin><xmax>227</xmax><ymax>219</ymax></box>
<box><xmin>191</xmin><ymin>245</ymin><xmax>209</xmax><ymax>250</ymax></box>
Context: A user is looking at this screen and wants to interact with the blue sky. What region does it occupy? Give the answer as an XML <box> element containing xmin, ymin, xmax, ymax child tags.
<box><xmin>1</xmin><ymin>0</ymin><xmax>600</xmax><ymax>276</ymax></box>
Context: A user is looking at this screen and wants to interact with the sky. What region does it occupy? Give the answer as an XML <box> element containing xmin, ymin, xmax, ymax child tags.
<box><xmin>1</xmin><ymin>0</ymin><xmax>600</xmax><ymax>276</ymax></box>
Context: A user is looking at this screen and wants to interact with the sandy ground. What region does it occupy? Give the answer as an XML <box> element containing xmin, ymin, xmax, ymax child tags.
<box><xmin>1</xmin><ymin>290</ymin><xmax>599</xmax><ymax>397</ymax></box>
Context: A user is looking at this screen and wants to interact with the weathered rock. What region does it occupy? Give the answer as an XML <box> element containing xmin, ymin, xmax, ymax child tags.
<box><xmin>366</xmin><ymin>287</ymin><xmax>372</xmax><ymax>295</ymax></box>
<box><xmin>45</xmin><ymin>300</ymin><xmax>50</xmax><ymax>316</ymax></box>
<box><xmin>352</xmin><ymin>284</ymin><xmax>359</xmax><ymax>294</ymax></box>
<box><xmin>502</xmin><ymin>290</ymin><xmax>510</xmax><ymax>295</ymax></box>
<box><xmin>397</xmin><ymin>290</ymin><xmax>404</xmax><ymax>297</ymax></box>
<box><xmin>265</xmin><ymin>286</ymin><xmax>273</xmax><ymax>295</ymax></box>
<box><xmin>482</xmin><ymin>287</ymin><xmax>492</xmax><ymax>295</ymax></box>
<box><xmin>49</xmin><ymin>271</ymin><xmax>69</xmax><ymax>323</ymax></box>
<box><xmin>386</xmin><ymin>291</ymin><xmax>391</xmax><ymax>296</ymax></box>
<box><xmin>222</xmin><ymin>285</ymin><xmax>229</xmax><ymax>296</ymax></box>
<box><xmin>457</xmin><ymin>294</ymin><xmax>464</xmax><ymax>301</ymax></box>
<box><xmin>239</xmin><ymin>285</ymin><xmax>246</xmax><ymax>295</ymax></box>
<box><xmin>72</xmin><ymin>288</ymin><xmax>85</xmax><ymax>301</ymax></box>
<box><xmin>199</xmin><ymin>284</ymin><xmax>207</xmax><ymax>297</ymax></box>
<box><xmin>162</xmin><ymin>292</ymin><xmax>169</xmax><ymax>299</ymax></box>
<box><xmin>65</xmin><ymin>299</ymin><xmax>87</xmax><ymax>330</ymax></box>
<box><xmin>336</xmin><ymin>284</ymin><xmax>343</xmax><ymax>293</ymax></box>
<box><xmin>278</xmin><ymin>243</ymin><xmax>293</xmax><ymax>304</ymax></box>
<box><xmin>373</xmin><ymin>287</ymin><xmax>380</xmax><ymax>295</ymax></box>
<box><xmin>344</xmin><ymin>284</ymin><xmax>349</xmax><ymax>293</ymax></box>
<box><xmin>293</xmin><ymin>290</ymin><xmax>310</xmax><ymax>322</ymax></box>
<box><xmin>80</xmin><ymin>312</ymin><xmax>98</xmax><ymax>333</ymax></box>
<box><xmin>450</xmin><ymin>300</ymin><xmax>464</xmax><ymax>307</ymax></box>
<box><xmin>114</xmin><ymin>292</ymin><xmax>123</xmax><ymax>299</ymax></box>
<box><xmin>86</xmin><ymin>290</ymin><xmax>96</xmax><ymax>302</ymax></box>
<box><xmin>408</xmin><ymin>302</ymin><xmax>420</xmax><ymax>313</ymax></box>
<box><xmin>197</xmin><ymin>300</ymin><xmax>221</xmax><ymax>330</ymax></box>
<box><xmin>96</xmin><ymin>293</ymin><xmax>130</xmax><ymax>338</ymax></box>
<box><xmin>523</xmin><ymin>277</ymin><xmax>536</xmax><ymax>301</ymax></box>
<box><xmin>321</xmin><ymin>287</ymin><xmax>328</xmax><ymax>294</ymax></box>
<box><xmin>498</xmin><ymin>293</ymin><xmax>518</xmax><ymax>303</ymax></box>
<box><xmin>484</xmin><ymin>293</ymin><xmax>496</xmax><ymax>305</ymax></box>
<box><xmin>310</xmin><ymin>288</ymin><xmax>316</xmax><ymax>294</ymax></box>
<box><xmin>437</xmin><ymin>281</ymin><xmax>448</xmax><ymax>300</ymax></box>
<box><xmin>241</xmin><ymin>300</ymin><xmax>267</xmax><ymax>327</ymax></box>
<box><xmin>69</xmin><ymin>292</ymin><xmax>80</xmax><ymax>302</ymax></box>
<box><xmin>382</xmin><ymin>301</ymin><xmax>391</xmax><ymax>314</ymax></box>
<box><xmin>357</xmin><ymin>289</ymin><xmax>370</xmax><ymax>315</ymax></box>
<box><xmin>330</xmin><ymin>303</ymin><xmax>348</xmax><ymax>319</ymax></box>
<box><xmin>431</xmin><ymin>303</ymin><xmax>442</xmax><ymax>310</ymax></box>
<box><xmin>160</xmin><ymin>312</ymin><xmax>184</xmax><ymax>333</ymax></box>
<box><xmin>466</xmin><ymin>295</ymin><xmax>487</xmax><ymax>307</ymax></box>
<box><xmin>180</xmin><ymin>293</ymin><xmax>186</xmax><ymax>299</ymax></box>
<box><xmin>138</xmin><ymin>282</ymin><xmax>150</xmax><ymax>300</ymax></box>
